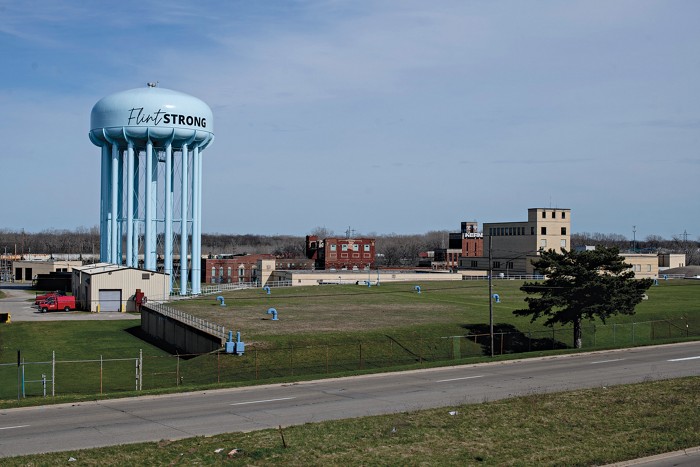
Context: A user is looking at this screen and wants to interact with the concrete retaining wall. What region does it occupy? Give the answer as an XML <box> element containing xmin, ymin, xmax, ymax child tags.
<box><xmin>141</xmin><ymin>306</ymin><xmax>223</xmax><ymax>354</ymax></box>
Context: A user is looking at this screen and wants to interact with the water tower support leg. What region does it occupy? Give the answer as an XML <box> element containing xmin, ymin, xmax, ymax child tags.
<box><xmin>165</xmin><ymin>143</ymin><xmax>173</xmax><ymax>292</ymax></box>
<box><xmin>100</xmin><ymin>145</ymin><xmax>109</xmax><ymax>262</ymax></box>
<box><xmin>180</xmin><ymin>144</ymin><xmax>189</xmax><ymax>295</ymax></box>
<box><xmin>110</xmin><ymin>142</ymin><xmax>119</xmax><ymax>264</ymax></box>
<box><xmin>192</xmin><ymin>146</ymin><xmax>201</xmax><ymax>294</ymax></box>
<box><xmin>145</xmin><ymin>140</ymin><xmax>154</xmax><ymax>270</ymax></box>
<box><xmin>126</xmin><ymin>143</ymin><xmax>134</xmax><ymax>267</ymax></box>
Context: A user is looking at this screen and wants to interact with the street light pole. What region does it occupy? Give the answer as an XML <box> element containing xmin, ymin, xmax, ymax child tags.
<box><xmin>488</xmin><ymin>235</ymin><xmax>494</xmax><ymax>358</ymax></box>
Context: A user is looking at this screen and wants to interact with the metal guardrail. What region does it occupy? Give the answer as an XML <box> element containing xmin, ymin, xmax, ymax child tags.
<box><xmin>144</xmin><ymin>302</ymin><xmax>227</xmax><ymax>341</ymax></box>
<box><xmin>171</xmin><ymin>280</ymin><xmax>293</xmax><ymax>297</ymax></box>
<box><xmin>462</xmin><ymin>275</ymin><xmax>545</xmax><ymax>281</ymax></box>
<box><xmin>462</xmin><ymin>274</ymin><xmax>689</xmax><ymax>281</ymax></box>
<box><xmin>660</xmin><ymin>273</ymin><xmax>686</xmax><ymax>279</ymax></box>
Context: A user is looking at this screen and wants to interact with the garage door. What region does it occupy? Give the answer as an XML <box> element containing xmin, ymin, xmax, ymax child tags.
<box><xmin>99</xmin><ymin>289</ymin><xmax>122</xmax><ymax>312</ymax></box>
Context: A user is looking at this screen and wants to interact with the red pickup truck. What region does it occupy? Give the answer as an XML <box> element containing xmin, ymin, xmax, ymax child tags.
<box><xmin>38</xmin><ymin>295</ymin><xmax>76</xmax><ymax>313</ymax></box>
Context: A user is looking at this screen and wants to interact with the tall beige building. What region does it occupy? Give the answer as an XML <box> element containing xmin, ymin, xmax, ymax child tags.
<box><xmin>458</xmin><ymin>208</ymin><xmax>571</xmax><ymax>275</ymax></box>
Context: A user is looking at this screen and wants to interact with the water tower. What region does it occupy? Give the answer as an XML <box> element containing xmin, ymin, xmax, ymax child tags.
<box><xmin>89</xmin><ymin>85</ymin><xmax>214</xmax><ymax>295</ymax></box>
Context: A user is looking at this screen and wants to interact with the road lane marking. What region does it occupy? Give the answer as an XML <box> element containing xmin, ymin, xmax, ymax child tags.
<box><xmin>230</xmin><ymin>397</ymin><xmax>296</xmax><ymax>406</ymax></box>
<box><xmin>435</xmin><ymin>375</ymin><xmax>485</xmax><ymax>383</ymax></box>
<box><xmin>590</xmin><ymin>358</ymin><xmax>626</xmax><ymax>364</ymax></box>
<box><xmin>668</xmin><ymin>356</ymin><xmax>700</xmax><ymax>362</ymax></box>
<box><xmin>0</xmin><ymin>425</ymin><xmax>30</xmax><ymax>431</ymax></box>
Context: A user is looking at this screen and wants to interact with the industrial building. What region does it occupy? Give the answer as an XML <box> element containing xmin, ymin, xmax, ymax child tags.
<box><xmin>269</xmin><ymin>268</ymin><xmax>481</xmax><ymax>286</ymax></box>
<box><xmin>306</xmin><ymin>235</ymin><xmax>376</xmax><ymax>270</ymax></box>
<box><xmin>659</xmin><ymin>253</ymin><xmax>686</xmax><ymax>269</ymax></box>
<box><xmin>619</xmin><ymin>253</ymin><xmax>659</xmax><ymax>279</ymax></box>
<box><xmin>433</xmin><ymin>221</ymin><xmax>484</xmax><ymax>270</ymax></box>
<box><xmin>201</xmin><ymin>254</ymin><xmax>275</xmax><ymax>284</ymax></box>
<box><xmin>459</xmin><ymin>207</ymin><xmax>571</xmax><ymax>275</ymax></box>
<box><xmin>11</xmin><ymin>260</ymin><xmax>83</xmax><ymax>284</ymax></box>
<box><xmin>72</xmin><ymin>263</ymin><xmax>169</xmax><ymax>312</ymax></box>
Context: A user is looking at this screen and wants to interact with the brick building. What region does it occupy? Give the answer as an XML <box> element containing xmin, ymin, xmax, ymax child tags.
<box><xmin>439</xmin><ymin>221</ymin><xmax>483</xmax><ymax>269</ymax></box>
<box><xmin>306</xmin><ymin>235</ymin><xmax>375</xmax><ymax>270</ymax></box>
<box><xmin>201</xmin><ymin>254</ymin><xmax>275</xmax><ymax>284</ymax></box>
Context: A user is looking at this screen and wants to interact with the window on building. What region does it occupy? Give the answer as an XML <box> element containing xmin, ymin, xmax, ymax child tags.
<box><xmin>552</xmin><ymin>211</ymin><xmax>556</xmax><ymax>219</ymax></box>
<box><xmin>634</xmin><ymin>264</ymin><xmax>641</xmax><ymax>272</ymax></box>
<box><xmin>647</xmin><ymin>264</ymin><xmax>652</xmax><ymax>272</ymax></box>
<box><xmin>561</xmin><ymin>227</ymin><xmax>567</xmax><ymax>235</ymax></box>
<box><xmin>471</xmin><ymin>260</ymin><xmax>478</xmax><ymax>268</ymax></box>
<box><xmin>342</xmin><ymin>244</ymin><xmax>348</xmax><ymax>252</ymax></box>
<box><xmin>211</xmin><ymin>267</ymin><xmax>215</xmax><ymax>279</ymax></box>
<box><xmin>364</xmin><ymin>244</ymin><xmax>370</xmax><ymax>252</ymax></box>
<box><xmin>542</xmin><ymin>211</ymin><xmax>546</xmax><ymax>219</ymax></box>
<box><xmin>227</xmin><ymin>267</ymin><xmax>232</xmax><ymax>277</ymax></box>
<box><xmin>540</xmin><ymin>239</ymin><xmax>547</xmax><ymax>249</ymax></box>
<box><xmin>330</xmin><ymin>244</ymin><xmax>336</xmax><ymax>251</ymax></box>
<box><xmin>541</xmin><ymin>227</ymin><xmax>547</xmax><ymax>235</ymax></box>
<box><xmin>561</xmin><ymin>239</ymin><xmax>566</xmax><ymax>248</ymax></box>
<box><xmin>493</xmin><ymin>261</ymin><xmax>501</xmax><ymax>268</ymax></box>
<box><xmin>531</xmin><ymin>227</ymin><xmax>535</xmax><ymax>235</ymax></box>
<box><xmin>219</xmin><ymin>267</ymin><xmax>224</xmax><ymax>277</ymax></box>
<box><xmin>562</xmin><ymin>212</ymin><xmax>566</xmax><ymax>219</ymax></box>
<box><xmin>352</xmin><ymin>244</ymin><xmax>359</xmax><ymax>252</ymax></box>
<box><xmin>507</xmin><ymin>261</ymin><xmax>514</xmax><ymax>269</ymax></box>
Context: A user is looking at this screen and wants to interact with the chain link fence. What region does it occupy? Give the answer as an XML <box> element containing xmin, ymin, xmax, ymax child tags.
<box><xmin>1</xmin><ymin>317</ymin><xmax>695</xmax><ymax>400</ymax></box>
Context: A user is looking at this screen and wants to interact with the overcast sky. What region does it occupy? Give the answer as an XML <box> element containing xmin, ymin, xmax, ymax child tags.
<box><xmin>1</xmin><ymin>0</ymin><xmax>698</xmax><ymax>240</ymax></box>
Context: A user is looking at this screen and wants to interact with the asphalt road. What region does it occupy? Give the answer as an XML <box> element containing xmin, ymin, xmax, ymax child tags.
<box><xmin>0</xmin><ymin>283</ymin><xmax>136</xmax><ymax>321</ymax></box>
<box><xmin>1</xmin><ymin>341</ymin><xmax>699</xmax><ymax>458</ymax></box>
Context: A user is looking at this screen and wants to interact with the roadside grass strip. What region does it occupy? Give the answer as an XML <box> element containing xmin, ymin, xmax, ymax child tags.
<box><xmin>4</xmin><ymin>376</ymin><xmax>700</xmax><ymax>466</ymax></box>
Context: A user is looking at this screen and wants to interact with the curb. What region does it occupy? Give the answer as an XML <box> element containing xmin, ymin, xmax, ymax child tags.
<box><xmin>606</xmin><ymin>446</ymin><xmax>700</xmax><ymax>466</ymax></box>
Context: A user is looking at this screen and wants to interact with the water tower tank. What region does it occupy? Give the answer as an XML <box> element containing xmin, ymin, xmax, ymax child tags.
<box><xmin>89</xmin><ymin>85</ymin><xmax>215</xmax><ymax>295</ymax></box>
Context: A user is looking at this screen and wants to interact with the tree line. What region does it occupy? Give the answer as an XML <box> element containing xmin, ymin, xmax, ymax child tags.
<box><xmin>1</xmin><ymin>227</ymin><xmax>697</xmax><ymax>266</ymax></box>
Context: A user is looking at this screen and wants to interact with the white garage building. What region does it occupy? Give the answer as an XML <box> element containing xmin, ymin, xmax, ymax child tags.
<box><xmin>72</xmin><ymin>263</ymin><xmax>169</xmax><ymax>312</ymax></box>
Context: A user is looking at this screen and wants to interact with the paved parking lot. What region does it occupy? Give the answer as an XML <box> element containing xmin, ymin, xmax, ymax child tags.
<box><xmin>0</xmin><ymin>283</ymin><xmax>139</xmax><ymax>322</ymax></box>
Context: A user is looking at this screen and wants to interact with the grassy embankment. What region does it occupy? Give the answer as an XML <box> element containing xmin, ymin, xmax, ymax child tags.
<box><xmin>4</xmin><ymin>376</ymin><xmax>700</xmax><ymax>466</ymax></box>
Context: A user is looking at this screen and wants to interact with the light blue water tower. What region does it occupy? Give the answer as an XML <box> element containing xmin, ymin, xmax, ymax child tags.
<box><xmin>89</xmin><ymin>84</ymin><xmax>214</xmax><ymax>295</ymax></box>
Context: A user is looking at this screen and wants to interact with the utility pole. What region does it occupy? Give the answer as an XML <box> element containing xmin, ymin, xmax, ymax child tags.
<box><xmin>632</xmin><ymin>226</ymin><xmax>637</xmax><ymax>253</ymax></box>
<box><xmin>488</xmin><ymin>235</ymin><xmax>494</xmax><ymax>358</ymax></box>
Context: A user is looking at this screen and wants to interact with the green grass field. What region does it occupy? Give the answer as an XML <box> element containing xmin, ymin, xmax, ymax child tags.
<box><xmin>5</xmin><ymin>376</ymin><xmax>700</xmax><ymax>466</ymax></box>
<box><xmin>170</xmin><ymin>279</ymin><xmax>700</xmax><ymax>346</ymax></box>
<box><xmin>0</xmin><ymin>320</ymin><xmax>173</xmax><ymax>400</ymax></box>
<box><xmin>1</xmin><ymin>279</ymin><xmax>698</xmax><ymax>402</ymax></box>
